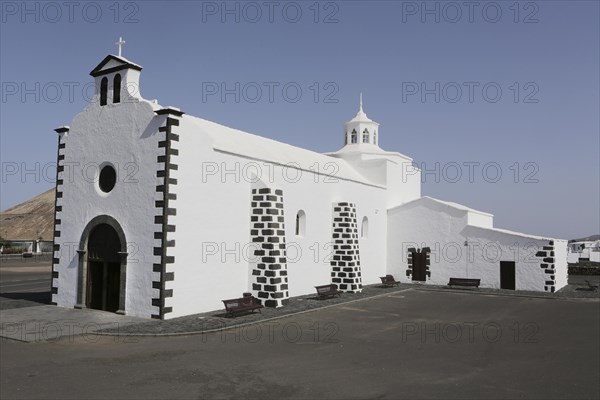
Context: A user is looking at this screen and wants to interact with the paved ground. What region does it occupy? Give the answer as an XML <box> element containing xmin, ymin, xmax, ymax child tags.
<box><xmin>1</xmin><ymin>259</ymin><xmax>599</xmax><ymax>399</ymax></box>
<box><xmin>0</xmin><ymin>305</ymin><xmax>148</xmax><ymax>342</ymax></box>
<box><xmin>0</xmin><ymin>258</ymin><xmax>52</xmax><ymax>309</ymax></box>
<box><xmin>1</xmin><ymin>289</ymin><xmax>598</xmax><ymax>399</ymax></box>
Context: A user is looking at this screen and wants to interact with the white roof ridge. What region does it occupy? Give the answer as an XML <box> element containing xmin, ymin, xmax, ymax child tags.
<box><xmin>388</xmin><ymin>196</ymin><xmax>493</xmax><ymax>217</ymax></box>
<box><xmin>182</xmin><ymin>114</ymin><xmax>384</xmax><ymax>188</ymax></box>
<box><xmin>465</xmin><ymin>225</ymin><xmax>563</xmax><ymax>242</ymax></box>
<box><xmin>421</xmin><ymin>196</ymin><xmax>494</xmax><ymax>216</ymax></box>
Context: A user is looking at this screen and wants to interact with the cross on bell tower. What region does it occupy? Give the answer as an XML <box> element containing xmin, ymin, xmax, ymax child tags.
<box><xmin>115</xmin><ymin>37</ymin><xmax>126</xmax><ymax>57</ymax></box>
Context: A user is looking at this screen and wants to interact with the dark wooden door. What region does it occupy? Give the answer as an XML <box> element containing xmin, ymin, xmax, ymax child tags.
<box><xmin>412</xmin><ymin>251</ymin><xmax>427</xmax><ymax>282</ymax></box>
<box><xmin>500</xmin><ymin>261</ymin><xmax>516</xmax><ymax>290</ymax></box>
<box><xmin>87</xmin><ymin>261</ymin><xmax>104</xmax><ymax>309</ymax></box>
<box><xmin>86</xmin><ymin>224</ymin><xmax>121</xmax><ymax>312</ymax></box>
<box><xmin>105</xmin><ymin>262</ymin><xmax>121</xmax><ymax>312</ymax></box>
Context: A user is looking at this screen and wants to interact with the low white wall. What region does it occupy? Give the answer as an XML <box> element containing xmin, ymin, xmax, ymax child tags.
<box><xmin>387</xmin><ymin>200</ymin><xmax>565</xmax><ymax>292</ymax></box>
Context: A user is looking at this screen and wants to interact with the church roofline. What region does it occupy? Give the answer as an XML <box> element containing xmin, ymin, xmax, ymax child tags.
<box><xmin>325</xmin><ymin>146</ymin><xmax>413</xmax><ymax>162</ymax></box>
<box><xmin>181</xmin><ymin>113</ymin><xmax>386</xmax><ymax>189</ymax></box>
<box><xmin>388</xmin><ymin>196</ymin><xmax>494</xmax><ymax>217</ymax></box>
<box><xmin>464</xmin><ymin>225</ymin><xmax>563</xmax><ymax>242</ymax></box>
<box><xmin>90</xmin><ymin>54</ymin><xmax>142</xmax><ymax>77</ymax></box>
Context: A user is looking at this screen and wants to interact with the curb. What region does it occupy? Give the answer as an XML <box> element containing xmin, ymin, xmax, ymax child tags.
<box><xmin>95</xmin><ymin>285</ymin><xmax>599</xmax><ymax>338</ymax></box>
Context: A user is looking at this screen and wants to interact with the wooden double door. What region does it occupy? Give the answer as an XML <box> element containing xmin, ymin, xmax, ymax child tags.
<box><xmin>85</xmin><ymin>224</ymin><xmax>121</xmax><ymax>312</ymax></box>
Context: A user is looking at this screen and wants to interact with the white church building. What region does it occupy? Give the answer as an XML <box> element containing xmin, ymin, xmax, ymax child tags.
<box><xmin>50</xmin><ymin>48</ymin><xmax>568</xmax><ymax>319</ymax></box>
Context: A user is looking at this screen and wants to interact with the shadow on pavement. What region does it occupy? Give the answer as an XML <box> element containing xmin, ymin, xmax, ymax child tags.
<box><xmin>0</xmin><ymin>291</ymin><xmax>51</xmax><ymax>309</ymax></box>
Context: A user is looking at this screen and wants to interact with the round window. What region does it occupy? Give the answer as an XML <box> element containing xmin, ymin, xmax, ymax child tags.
<box><xmin>99</xmin><ymin>165</ymin><xmax>116</xmax><ymax>193</ymax></box>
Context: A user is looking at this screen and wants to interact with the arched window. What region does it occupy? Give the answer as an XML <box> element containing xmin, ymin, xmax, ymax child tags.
<box><xmin>100</xmin><ymin>77</ymin><xmax>108</xmax><ymax>106</ymax></box>
<box><xmin>113</xmin><ymin>74</ymin><xmax>121</xmax><ymax>104</ymax></box>
<box><xmin>361</xmin><ymin>216</ymin><xmax>368</xmax><ymax>238</ymax></box>
<box><xmin>351</xmin><ymin>129</ymin><xmax>358</xmax><ymax>144</ymax></box>
<box><xmin>374</xmin><ymin>131</ymin><xmax>377</xmax><ymax>145</ymax></box>
<box><xmin>296</xmin><ymin>210</ymin><xmax>306</xmax><ymax>237</ymax></box>
<box><xmin>362</xmin><ymin>128</ymin><xmax>369</xmax><ymax>143</ymax></box>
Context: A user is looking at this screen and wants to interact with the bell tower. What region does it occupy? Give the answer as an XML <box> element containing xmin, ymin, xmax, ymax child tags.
<box><xmin>89</xmin><ymin>37</ymin><xmax>144</xmax><ymax>106</ymax></box>
<box><xmin>343</xmin><ymin>94</ymin><xmax>380</xmax><ymax>147</ymax></box>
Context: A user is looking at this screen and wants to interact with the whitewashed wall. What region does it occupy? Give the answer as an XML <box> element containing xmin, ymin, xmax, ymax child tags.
<box><xmin>55</xmin><ymin>97</ymin><xmax>162</xmax><ymax>318</ymax></box>
<box><xmin>168</xmin><ymin>116</ymin><xmax>388</xmax><ymax>318</ymax></box>
<box><xmin>384</xmin><ymin>156</ymin><xmax>421</xmax><ymax>208</ymax></box>
<box><xmin>554</xmin><ymin>239</ymin><xmax>568</xmax><ymax>290</ymax></box>
<box><xmin>328</xmin><ymin>151</ymin><xmax>422</xmax><ymax>209</ymax></box>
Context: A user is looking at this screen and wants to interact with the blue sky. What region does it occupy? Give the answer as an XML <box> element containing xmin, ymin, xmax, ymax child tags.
<box><xmin>1</xmin><ymin>0</ymin><xmax>598</xmax><ymax>239</ymax></box>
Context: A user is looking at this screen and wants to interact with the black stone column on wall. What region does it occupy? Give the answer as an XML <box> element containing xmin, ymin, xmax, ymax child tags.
<box><xmin>249</xmin><ymin>188</ymin><xmax>289</xmax><ymax>308</ymax></box>
<box><xmin>330</xmin><ymin>202</ymin><xmax>363</xmax><ymax>292</ymax></box>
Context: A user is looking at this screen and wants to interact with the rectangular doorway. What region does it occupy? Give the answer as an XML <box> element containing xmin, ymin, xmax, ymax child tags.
<box><xmin>500</xmin><ymin>261</ymin><xmax>516</xmax><ymax>290</ymax></box>
<box><xmin>412</xmin><ymin>251</ymin><xmax>427</xmax><ymax>282</ymax></box>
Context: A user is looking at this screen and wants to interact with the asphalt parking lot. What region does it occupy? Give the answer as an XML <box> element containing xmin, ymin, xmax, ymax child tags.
<box><xmin>1</xmin><ymin>288</ymin><xmax>598</xmax><ymax>399</ymax></box>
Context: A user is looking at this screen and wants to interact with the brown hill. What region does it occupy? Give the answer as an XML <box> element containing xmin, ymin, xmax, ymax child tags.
<box><xmin>0</xmin><ymin>189</ymin><xmax>55</xmax><ymax>241</ymax></box>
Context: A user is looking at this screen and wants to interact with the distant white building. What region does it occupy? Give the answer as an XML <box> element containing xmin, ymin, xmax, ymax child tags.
<box><xmin>568</xmin><ymin>241</ymin><xmax>600</xmax><ymax>263</ymax></box>
<box><xmin>7</xmin><ymin>240</ymin><xmax>53</xmax><ymax>254</ymax></box>
<box><xmin>51</xmin><ymin>48</ymin><xmax>568</xmax><ymax>319</ymax></box>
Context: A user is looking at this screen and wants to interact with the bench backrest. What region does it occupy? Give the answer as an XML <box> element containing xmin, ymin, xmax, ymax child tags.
<box><xmin>449</xmin><ymin>278</ymin><xmax>480</xmax><ymax>284</ymax></box>
<box><xmin>223</xmin><ymin>297</ymin><xmax>257</xmax><ymax>309</ymax></box>
<box><xmin>316</xmin><ymin>284</ymin><xmax>337</xmax><ymax>294</ymax></box>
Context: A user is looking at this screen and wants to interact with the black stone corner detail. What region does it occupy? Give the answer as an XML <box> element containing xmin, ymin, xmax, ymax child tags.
<box><xmin>536</xmin><ymin>240</ymin><xmax>556</xmax><ymax>292</ymax></box>
<box><xmin>51</xmin><ymin>127</ymin><xmax>69</xmax><ymax>300</ymax></box>
<box><xmin>152</xmin><ymin>111</ymin><xmax>184</xmax><ymax>320</ymax></box>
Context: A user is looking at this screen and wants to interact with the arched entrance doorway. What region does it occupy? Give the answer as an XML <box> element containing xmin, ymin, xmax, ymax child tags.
<box><xmin>76</xmin><ymin>215</ymin><xmax>127</xmax><ymax>314</ymax></box>
<box><xmin>86</xmin><ymin>224</ymin><xmax>121</xmax><ymax>311</ymax></box>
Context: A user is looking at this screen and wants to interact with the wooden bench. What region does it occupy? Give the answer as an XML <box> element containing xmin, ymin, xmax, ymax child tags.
<box><xmin>448</xmin><ymin>278</ymin><xmax>480</xmax><ymax>288</ymax></box>
<box><xmin>315</xmin><ymin>284</ymin><xmax>342</xmax><ymax>299</ymax></box>
<box><xmin>222</xmin><ymin>296</ymin><xmax>263</xmax><ymax>316</ymax></box>
<box><xmin>380</xmin><ymin>275</ymin><xmax>400</xmax><ymax>287</ymax></box>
